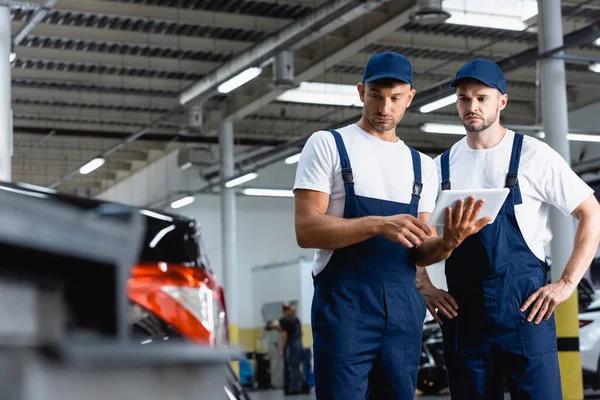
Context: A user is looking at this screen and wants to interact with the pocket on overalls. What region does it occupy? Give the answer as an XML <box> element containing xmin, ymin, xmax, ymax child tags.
<box><xmin>516</xmin><ymin>276</ymin><xmax>558</xmax><ymax>357</ymax></box>
<box><xmin>311</xmin><ymin>283</ymin><xmax>357</xmax><ymax>358</ymax></box>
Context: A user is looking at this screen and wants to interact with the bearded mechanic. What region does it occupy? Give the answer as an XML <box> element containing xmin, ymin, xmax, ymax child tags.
<box><xmin>292</xmin><ymin>51</ymin><xmax>490</xmax><ymax>399</ymax></box>
<box><xmin>416</xmin><ymin>58</ymin><xmax>600</xmax><ymax>399</ymax></box>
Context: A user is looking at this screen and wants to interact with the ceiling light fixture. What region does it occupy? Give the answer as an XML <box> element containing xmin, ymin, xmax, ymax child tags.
<box><xmin>225</xmin><ymin>172</ymin><xmax>258</xmax><ymax>188</ymax></box>
<box><xmin>79</xmin><ymin>157</ymin><xmax>105</xmax><ymax>175</ymax></box>
<box><xmin>284</xmin><ymin>153</ymin><xmax>301</xmax><ymax>165</ymax></box>
<box><xmin>420</xmin><ymin>123</ymin><xmax>466</xmax><ymax>135</ymax></box>
<box><xmin>170</xmin><ymin>196</ymin><xmax>195</xmax><ymax>209</ymax></box>
<box><xmin>217</xmin><ymin>67</ymin><xmax>263</xmax><ymax>94</ymax></box>
<box><xmin>242</xmin><ymin>188</ymin><xmax>294</xmax><ymax>198</ymax></box>
<box><xmin>277</xmin><ymin>82</ymin><xmax>363</xmax><ymax>107</ymax></box>
<box><xmin>419</xmin><ymin>94</ymin><xmax>456</xmax><ymax>113</ymax></box>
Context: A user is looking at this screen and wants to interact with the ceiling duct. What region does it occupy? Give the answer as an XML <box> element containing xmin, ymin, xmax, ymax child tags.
<box><xmin>271</xmin><ymin>51</ymin><xmax>299</xmax><ymax>90</ymax></box>
<box><xmin>410</xmin><ymin>0</ymin><xmax>451</xmax><ymax>25</ymax></box>
<box><xmin>178</xmin><ymin>0</ymin><xmax>392</xmax><ymax>107</ymax></box>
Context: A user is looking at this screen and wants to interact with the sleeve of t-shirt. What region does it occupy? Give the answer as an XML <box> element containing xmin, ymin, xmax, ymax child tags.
<box><xmin>293</xmin><ymin>130</ymin><xmax>337</xmax><ymax>195</ymax></box>
<box><xmin>532</xmin><ymin>141</ymin><xmax>594</xmax><ymax>216</ymax></box>
<box><xmin>418</xmin><ymin>154</ymin><xmax>439</xmax><ymax>214</ymax></box>
<box><xmin>278</xmin><ymin>317</ymin><xmax>291</xmax><ymax>333</ymax></box>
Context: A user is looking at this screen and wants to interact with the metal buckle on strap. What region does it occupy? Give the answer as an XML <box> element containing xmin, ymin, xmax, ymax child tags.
<box><xmin>413</xmin><ymin>181</ymin><xmax>423</xmax><ymax>197</ymax></box>
<box><xmin>341</xmin><ymin>168</ymin><xmax>354</xmax><ymax>184</ymax></box>
<box><xmin>441</xmin><ymin>180</ymin><xmax>451</xmax><ymax>191</ymax></box>
<box><xmin>505</xmin><ymin>173</ymin><xmax>518</xmax><ymax>188</ymax></box>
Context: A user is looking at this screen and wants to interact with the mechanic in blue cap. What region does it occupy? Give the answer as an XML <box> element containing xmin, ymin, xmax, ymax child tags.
<box><xmin>416</xmin><ymin>58</ymin><xmax>600</xmax><ymax>399</ymax></box>
<box><xmin>293</xmin><ymin>51</ymin><xmax>489</xmax><ymax>399</ymax></box>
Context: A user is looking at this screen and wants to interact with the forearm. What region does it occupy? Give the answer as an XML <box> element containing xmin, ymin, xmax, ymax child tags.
<box><xmin>415</xmin><ymin>265</ymin><xmax>434</xmax><ymax>290</ymax></box>
<box><xmin>296</xmin><ymin>213</ymin><xmax>383</xmax><ymax>250</ymax></box>
<box><xmin>414</xmin><ymin>236</ymin><xmax>454</xmax><ymax>266</ymax></box>
<box><xmin>279</xmin><ymin>333</ymin><xmax>287</xmax><ymax>353</ymax></box>
<box><xmin>559</xmin><ymin>212</ymin><xmax>600</xmax><ymax>287</ymax></box>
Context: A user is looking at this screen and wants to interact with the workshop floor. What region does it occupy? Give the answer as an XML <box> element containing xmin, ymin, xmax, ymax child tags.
<box><xmin>249</xmin><ymin>388</ymin><xmax>600</xmax><ymax>399</ymax></box>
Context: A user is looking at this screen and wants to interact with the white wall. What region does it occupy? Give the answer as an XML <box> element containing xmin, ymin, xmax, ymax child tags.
<box><xmin>251</xmin><ymin>259</ymin><xmax>314</xmax><ymax>327</ymax></box>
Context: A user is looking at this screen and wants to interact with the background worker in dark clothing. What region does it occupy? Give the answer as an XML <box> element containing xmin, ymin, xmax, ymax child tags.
<box><xmin>267</xmin><ymin>304</ymin><xmax>310</xmax><ymax>395</ymax></box>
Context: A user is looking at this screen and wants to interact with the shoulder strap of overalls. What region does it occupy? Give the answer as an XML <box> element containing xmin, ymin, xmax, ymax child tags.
<box><xmin>441</xmin><ymin>149</ymin><xmax>451</xmax><ymax>191</ymax></box>
<box><xmin>329</xmin><ymin>130</ymin><xmax>356</xmax><ymax>215</ymax></box>
<box><xmin>506</xmin><ymin>133</ymin><xmax>524</xmax><ymax>205</ymax></box>
<box><xmin>409</xmin><ymin>147</ymin><xmax>423</xmax><ymax>214</ymax></box>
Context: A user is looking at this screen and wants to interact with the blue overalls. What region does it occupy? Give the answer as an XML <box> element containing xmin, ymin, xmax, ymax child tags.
<box><xmin>311</xmin><ymin>130</ymin><xmax>426</xmax><ymax>399</ymax></box>
<box><xmin>439</xmin><ymin>133</ymin><xmax>562</xmax><ymax>399</ymax></box>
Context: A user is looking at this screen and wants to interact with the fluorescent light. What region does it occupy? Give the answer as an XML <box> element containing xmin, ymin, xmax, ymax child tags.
<box><xmin>79</xmin><ymin>157</ymin><xmax>105</xmax><ymax>175</ymax></box>
<box><xmin>419</xmin><ymin>94</ymin><xmax>456</xmax><ymax>113</ymax></box>
<box><xmin>180</xmin><ymin>161</ymin><xmax>193</xmax><ymax>170</ymax></box>
<box><xmin>9</xmin><ymin>52</ymin><xmax>16</xmax><ymax>63</ymax></box>
<box><xmin>149</xmin><ymin>224</ymin><xmax>176</xmax><ymax>248</ymax></box>
<box><xmin>446</xmin><ymin>11</ymin><xmax>527</xmax><ymax>30</ymax></box>
<box><xmin>285</xmin><ymin>153</ymin><xmax>301</xmax><ymax>164</ymax></box>
<box><xmin>442</xmin><ymin>0</ymin><xmax>537</xmax><ymax>31</ymax></box>
<box><xmin>589</xmin><ymin>63</ymin><xmax>600</xmax><ymax>73</ymax></box>
<box><xmin>225</xmin><ymin>172</ymin><xmax>258</xmax><ymax>188</ymax></box>
<box><xmin>170</xmin><ymin>195</ymin><xmax>195</xmax><ymax>209</ymax></box>
<box><xmin>242</xmin><ymin>188</ymin><xmax>294</xmax><ymax>197</ymax></box>
<box><xmin>595</xmin><ymin>38</ymin><xmax>600</xmax><ymax>47</ymax></box>
<box><xmin>420</xmin><ymin>123</ymin><xmax>466</xmax><ymax>135</ymax></box>
<box><xmin>217</xmin><ymin>67</ymin><xmax>262</xmax><ymax>94</ymax></box>
<box><xmin>277</xmin><ymin>82</ymin><xmax>362</xmax><ymax>107</ymax></box>
<box><xmin>567</xmin><ymin>133</ymin><xmax>600</xmax><ymax>143</ymax></box>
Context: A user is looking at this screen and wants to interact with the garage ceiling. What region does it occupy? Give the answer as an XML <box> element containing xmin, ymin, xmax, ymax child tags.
<box><xmin>8</xmin><ymin>0</ymin><xmax>600</xmax><ymax>196</ymax></box>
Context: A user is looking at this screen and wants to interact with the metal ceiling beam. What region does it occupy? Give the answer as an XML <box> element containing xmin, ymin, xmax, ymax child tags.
<box><xmin>12</xmin><ymin>0</ymin><xmax>57</xmax><ymax>46</ymax></box>
<box><xmin>10</xmin><ymin>21</ymin><xmax>251</xmax><ymax>55</ymax></box>
<box><xmin>12</xmin><ymin>87</ymin><xmax>175</xmax><ymax>109</ymax></box>
<box><xmin>55</xmin><ymin>0</ymin><xmax>291</xmax><ymax>34</ymax></box>
<box><xmin>13</xmin><ymin>47</ymin><xmax>220</xmax><ymax>76</ymax></box>
<box><xmin>410</xmin><ymin>19</ymin><xmax>600</xmax><ymax>109</ymax></box>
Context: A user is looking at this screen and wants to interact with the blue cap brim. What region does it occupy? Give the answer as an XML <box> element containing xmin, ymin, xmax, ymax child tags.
<box><xmin>364</xmin><ymin>73</ymin><xmax>412</xmax><ymax>85</ymax></box>
<box><xmin>449</xmin><ymin>75</ymin><xmax>504</xmax><ymax>94</ymax></box>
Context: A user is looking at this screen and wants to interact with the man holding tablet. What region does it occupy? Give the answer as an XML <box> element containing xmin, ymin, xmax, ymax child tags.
<box><xmin>293</xmin><ymin>52</ymin><xmax>490</xmax><ymax>399</ymax></box>
<box><xmin>417</xmin><ymin>58</ymin><xmax>600</xmax><ymax>399</ymax></box>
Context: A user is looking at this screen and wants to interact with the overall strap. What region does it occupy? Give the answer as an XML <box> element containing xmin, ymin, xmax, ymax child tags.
<box><xmin>329</xmin><ymin>130</ymin><xmax>356</xmax><ymax>215</ymax></box>
<box><xmin>409</xmin><ymin>147</ymin><xmax>423</xmax><ymax>213</ymax></box>
<box><xmin>441</xmin><ymin>149</ymin><xmax>451</xmax><ymax>191</ymax></box>
<box><xmin>506</xmin><ymin>133</ymin><xmax>524</xmax><ymax>205</ymax></box>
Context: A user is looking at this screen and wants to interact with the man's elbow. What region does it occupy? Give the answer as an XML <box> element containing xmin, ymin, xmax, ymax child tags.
<box><xmin>296</xmin><ymin>230</ymin><xmax>312</xmax><ymax>249</ymax></box>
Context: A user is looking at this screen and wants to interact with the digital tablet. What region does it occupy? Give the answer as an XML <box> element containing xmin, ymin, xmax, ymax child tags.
<box><xmin>429</xmin><ymin>188</ymin><xmax>510</xmax><ymax>226</ymax></box>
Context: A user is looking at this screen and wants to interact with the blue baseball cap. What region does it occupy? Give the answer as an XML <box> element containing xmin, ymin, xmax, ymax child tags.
<box><xmin>362</xmin><ymin>51</ymin><xmax>413</xmax><ymax>86</ymax></box>
<box><xmin>449</xmin><ymin>58</ymin><xmax>507</xmax><ymax>94</ymax></box>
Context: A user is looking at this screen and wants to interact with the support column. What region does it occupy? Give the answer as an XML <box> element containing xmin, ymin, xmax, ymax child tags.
<box><xmin>219</xmin><ymin>101</ymin><xmax>239</xmax><ymax>358</ymax></box>
<box><xmin>0</xmin><ymin>6</ymin><xmax>12</xmax><ymax>182</ymax></box>
<box><xmin>537</xmin><ymin>1</ymin><xmax>582</xmax><ymax>398</ymax></box>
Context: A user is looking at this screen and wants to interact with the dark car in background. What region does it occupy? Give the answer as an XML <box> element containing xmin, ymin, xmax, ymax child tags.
<box><xmin>0</xmin><ymin>181</ymin><xmax>250</xmax><ymax>399</ymax></box>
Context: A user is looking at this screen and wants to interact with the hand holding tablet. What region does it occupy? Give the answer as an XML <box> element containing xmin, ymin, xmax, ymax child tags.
<box><xmin>429</xmin><ymin>188</ymin><xmax>510</xmax><ymax>227</ymax></box>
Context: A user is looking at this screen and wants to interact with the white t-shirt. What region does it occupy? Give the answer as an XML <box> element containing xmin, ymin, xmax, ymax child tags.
<box><xmin>293</xmin><ymin>123</ymin><xmax>438</xmax><ymax>276</ymax></box>
<box><xmin>434</xmin><ymin>129</ymin><xmax>594</xmax><ymax>261</ymax></box>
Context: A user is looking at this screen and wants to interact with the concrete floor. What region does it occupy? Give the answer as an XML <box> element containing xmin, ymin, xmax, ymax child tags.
<box><xmin>249</xmin><ymin>388</ymin><xmax>600</xmax><ymax>399</ymax></box>
<box><xmin>247</xmin><ymin>389</ymin><xmax>502</xmax><ymax>399</ymax></box>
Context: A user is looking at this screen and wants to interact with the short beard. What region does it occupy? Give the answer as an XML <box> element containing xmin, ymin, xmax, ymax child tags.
<box><xmin>462</xmin><ymin>114</ymin><xmax>497</xmax><ymax>133</ymax></box>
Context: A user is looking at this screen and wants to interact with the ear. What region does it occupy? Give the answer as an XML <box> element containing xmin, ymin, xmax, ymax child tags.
<box><xmin>406</xmin><ymin>87</ymin><xmax>417</xmax><ymax>108</ymax></box>
<box><xmin>358</xmin><ymin>82</ymin><xmax>366</xmax><ymax>102</ymax></box>
<box><xmin>498</xmin><ymin>93</ymin><xmax>508</xmax><ymax>111</ymax></box>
